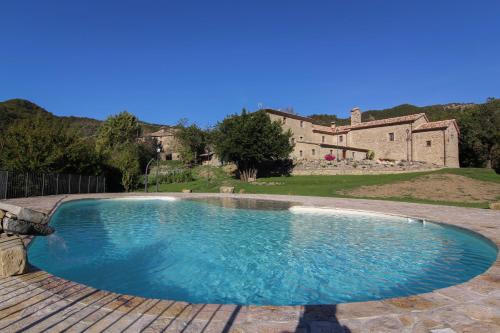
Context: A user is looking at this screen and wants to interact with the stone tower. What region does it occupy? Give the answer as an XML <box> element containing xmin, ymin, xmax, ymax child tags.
<box><xmin>351</xmin><ymin>107</ymin><xmax>361</xmax><ymax>125</ymax></box>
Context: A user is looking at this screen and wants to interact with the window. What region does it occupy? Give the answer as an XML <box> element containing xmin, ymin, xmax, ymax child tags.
<box><xmin>322</xmin><ymin>136</ymin><xmax>325</xmax><ymax>143</ymax></box>
<box><xmin>389</xmin><ymin>133</ymin><xmax>395</xmax><ymax>141</ymax></box>
<box><xmin>312</xmin><ymin>149</ymin><xmax>316</xmax><ymax>156</ymax></box>
<box><xmin>352</xmin><ymin>152</ymin><xmax>355</xmax><ymax>158</ymax></box>
<box><xmin>339</xmin><ymin>135</ymin><xmax>343</xmax><ymax>142</ymax></box>
<box><xmin>291</xmin><ymin>138</ymin><xmax>295</xmax><ymax>144</ymax></box>
<box><xmin>426</xmin><ymin>140</ymin><xmax>432</xmax><ymax>147</ymax></box>
<box><xmin>300</xmin><ymin>120</ymin><xmax>304</xmax><ymax>128</ymax></box>
<box><xmin>299</xmin><ymin>150</ymin><xmax>303</xmax><ymax>157</ymax></box>
<box><xmin>330</xmin><ymin>149</ymin><xmax>333</xmax><ymax>155</ymax></box>
<box><xmin>299</xmin><ymin>136</ymin><xmax>303</xmax><ymax>140</ymax></box>
<box><xmin>283</xmin><ymin>117</ymin><xmax>287</xmax><ymax>124</ymax></box>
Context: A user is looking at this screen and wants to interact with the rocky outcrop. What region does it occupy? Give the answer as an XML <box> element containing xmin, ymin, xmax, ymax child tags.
<box><xmin>0</xmin><ymin>202</ymin><xmax>46</xmax><ymax>224</ymax></box>
<box><xmin>0</xmin><ymin>235</ymin><xmax>27</xmax><ymax>277</ymax></box>
<box><xmin>219</xmin><ymin>186</ymin><xmax>235</xmax><ymax>193</ymax></box>
<box><xmin>0</xmin><ymin>204</ymin><xmax>52</xmax><ymax>277</ymax></box>
<box><xmin>0</xmin><ymin>204</ymin><xmax>53</xmax><ymax>236</ymax></box>
<box><xmin>490</xmin><ymin>202</ymin><xmax>500</xmax><ymax>210</ymax></box>
<box><xmin>2</xmin><ymin>217</ymin><xmax>54</xmax><ymax>236</ymax></box>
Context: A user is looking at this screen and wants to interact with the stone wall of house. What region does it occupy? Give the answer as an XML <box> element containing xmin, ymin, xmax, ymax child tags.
<box><xmin>348</xmin><ymin>123</ymin><xmax>413</xmax><ymax>162</ymax></box>
<box><xmin>313</xmin><ymin>131</ymin><xmax>348</xmax><ymax>147</ymax></box>
<box><xmin>268</xmin><ymin>110</ymin><xmax>459</xmax><ymax>168</ymax></box>
<box><xmin>268</xmin><ymin>112</ymin><xmax>366</xmax><ymax>161</ymax></box>
<box><xmin>445</xmin><ymin>126</ymin><xmax>460</xmax><ymax>167</ymax></box>
<box><xmin>412</xmin><ymin>126</ymin><xmax>459</xmax><ymax>167</ymax></box>
<box><xmin>268</xmin><ymin>112</ymin><xmax>316</xmax><ymax>143</ymax></box>
<box><xmin>413</xmin><ymin>130</ymin><xmax>445</xmax><ymax>166</ymax></box>
<box><xmin>157</xmin><ymin>134</ymin><xmax>181</xmax><ymax>160</ymax></box>
<box><xmin>318</xmin><ymin>147</ymin><xmax>366</xmax><ymax>161</ymax></box>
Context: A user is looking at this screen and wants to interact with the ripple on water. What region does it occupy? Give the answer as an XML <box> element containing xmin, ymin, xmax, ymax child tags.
<box><xmin>28</xmin><ymin>198</ymin><xmax>497</xmax><ymax>305</ymax></box>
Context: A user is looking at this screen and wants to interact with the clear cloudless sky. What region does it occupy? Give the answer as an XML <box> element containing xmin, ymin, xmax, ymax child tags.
<box><xmin>1</xmin><ymin>0</ymin><xmax>499</xmax><ymax>126</ymax></box>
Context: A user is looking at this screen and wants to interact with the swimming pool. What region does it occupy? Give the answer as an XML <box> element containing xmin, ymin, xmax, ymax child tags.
<box><xmin>28</xmin><ymin>197</ymin><xmax>497</xmax><ymax>306</ymax></box>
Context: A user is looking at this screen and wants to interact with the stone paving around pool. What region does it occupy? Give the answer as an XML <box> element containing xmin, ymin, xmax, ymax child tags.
<box><xmin>0</xmin><ymin>193</ymin><xmax>499</xmax><ymax>333</ymax></box>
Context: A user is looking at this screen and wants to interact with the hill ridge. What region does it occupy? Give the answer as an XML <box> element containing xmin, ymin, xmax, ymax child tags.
<box><xmin>0</xmin><ymin>98</ymin><xmax>168</xmax><ymax>136</ymax></box>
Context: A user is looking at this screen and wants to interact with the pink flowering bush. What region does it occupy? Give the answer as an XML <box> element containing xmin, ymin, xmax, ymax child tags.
<box><xmin>324</xmin><ymin>154</ymin><xmax>335</xmax><ymax>161</ymax></box>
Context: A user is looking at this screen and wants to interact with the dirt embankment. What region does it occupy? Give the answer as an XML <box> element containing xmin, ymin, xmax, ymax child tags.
<box><xmin>340</xmin><ymin>174</ymin><xmax>500</xmax><ymax>203</ymax></box>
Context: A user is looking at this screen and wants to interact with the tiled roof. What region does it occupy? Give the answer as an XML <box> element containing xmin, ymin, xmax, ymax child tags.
<box><xmin>349</xmin><ymin>113</ymin><xmax>427</xmax><ymax>130</ymax></box>
<box><xmin>313</xmin><ymin>114</ymin><xmax>428</xmax><ymax>134</ymax></box>
<box><xmin>148</xmin><ymin>127</ymin><xmax>176</xmax><ymax>137</ymax></box>
<box><xmin>331</xmin><ymin>125</ymin><xmax>351</xmax><ymax>134</ymax></box>
<box><xmin>264</xmin><ymin>109</ymin><xmax>314</xmax><ymax>122</ymax></box>
<box><xmin>312</xmin><ymin>124</ymin><xmax>332</xmax><ymax>132</ymax></box>
<box><xmin>414</xmin><ymin>119</ymin><xmax>459</xmax><ymax>133</ymax></box>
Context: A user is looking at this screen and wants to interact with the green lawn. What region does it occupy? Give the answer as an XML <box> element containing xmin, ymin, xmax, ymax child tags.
<box><xmin>145</xmin><ymin>167</ymin><xmax>499</xmax><ymax>209</ymax></box>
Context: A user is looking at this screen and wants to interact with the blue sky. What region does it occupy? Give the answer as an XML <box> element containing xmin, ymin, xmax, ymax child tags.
<box><xmin>1</xmin><ymin>1</ymin><xmax>499</xmax><ymax>126</ymax></box>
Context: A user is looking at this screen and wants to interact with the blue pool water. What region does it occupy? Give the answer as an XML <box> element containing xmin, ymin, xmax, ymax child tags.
<box><xmin>28</xmin><ymin>198</ymin><xmax>497</xmax><ymax>305</ymax></box>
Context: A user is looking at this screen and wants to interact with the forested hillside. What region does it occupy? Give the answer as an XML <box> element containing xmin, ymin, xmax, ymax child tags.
<box><xmin>0</xmin><ymin>99</ymin><xmax>164</xmax><ymax>136</ymax></box>
<box><xmin>309</xmin><ymin>102</ymin><xmax>480</xmax><ymax>126</ymax></box>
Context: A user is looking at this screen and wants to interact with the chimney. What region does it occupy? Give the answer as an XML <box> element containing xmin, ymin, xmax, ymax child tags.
<box><xmin>351</xmin><ymin>107</ymin><xmax>361</xmax><ymax>125</ymax></box>
<box><xmin>330</xmin><ymin>121</ymin><xmax>336</xmax><ymax>129</ymax></box>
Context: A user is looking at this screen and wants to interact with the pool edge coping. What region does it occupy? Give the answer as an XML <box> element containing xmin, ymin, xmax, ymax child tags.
<box><xmin>7</xmin><ymin>192</ymin><xmax>500</xmax><ymax>325</ymax></box>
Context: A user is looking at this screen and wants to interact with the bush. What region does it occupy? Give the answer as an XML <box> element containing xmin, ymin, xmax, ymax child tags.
<box><xmin>324</xmin><ymin>154</ymin><xmax>336</xmax><ymax>161</ymax></box>
<box><xmin>367</xmin><ymin>150</ymin><xmax>375</xmax><ymax>160</ymax></box>
<box><xmin>150</xmin><ymin>169</ymin><xmax>194</xmax><ymax>184</ymax></box>
<box><xmin>256</xmin><ymin>159</ymin><xmax>294</xmax><ymax>177</ymax></box>
<box><xmin>492</xmin><ymin>145</ymin><xmax>500</xmax><ymax>174</ymax></box>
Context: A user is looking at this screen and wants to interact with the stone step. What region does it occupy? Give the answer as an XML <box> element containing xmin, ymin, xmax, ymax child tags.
<box><xmin>0</xmin><ymin>234</ymin><xmax>27</xmax><ymax>277</ymax></box>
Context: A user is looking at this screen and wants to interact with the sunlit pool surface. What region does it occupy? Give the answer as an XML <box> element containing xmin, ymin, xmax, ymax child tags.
<box><xmin>28</xmin><ymin>198</ymin><xmax>497</xmax><ymax>305</ymax></box>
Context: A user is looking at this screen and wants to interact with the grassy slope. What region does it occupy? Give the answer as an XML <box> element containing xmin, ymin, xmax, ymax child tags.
<box><xmin>148</xmin><ymin>167</ymin><xmax>499</xmax><ymax>208</ymax></box>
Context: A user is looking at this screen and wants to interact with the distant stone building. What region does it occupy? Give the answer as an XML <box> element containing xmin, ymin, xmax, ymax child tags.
<box><xmin>266</xmin><ymin>108</ymin><xmax>459</xmax><ymax>167</ymax></box>
<box><xmin>146</xmin><ymin>127</ymin><xmax>181</xmax><ymax>160</ymax></box>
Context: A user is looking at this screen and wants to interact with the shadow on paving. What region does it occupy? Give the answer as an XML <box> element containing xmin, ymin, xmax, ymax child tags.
<box><xmin>291</xmin><ymin>305</ymin><xmax>351</xmax><ymax>333</ymax></box>
<box><xmin>1</xmin><ymin>267</ymin><xmax>350</xmax><ymax>332</ymax></box>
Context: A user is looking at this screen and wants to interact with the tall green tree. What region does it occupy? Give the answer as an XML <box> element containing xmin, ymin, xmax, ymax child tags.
<box><xmin>96</xmin><ymin>111</ymin><xmax>153</xmax><ymax>190</ymax></box>
<box><xmin>175</xmin><ymin>124</ymin><xmax>210</xmax><ymax>165</ymax></box>
<box><xmin>109</xmin><ymin>143</ymin><xmax>142</xmax><ymax>192</ymax></box>
<box><xmin>0</xmin><ymin>117</ymin><xmax>101</xmax><ymax>174</ymax></box>
<box><xmin>96</xmin><ymin>111</ymin><xmax>141</xmax><ymax>153</ymax></box>
<box><xmin>457</xmin><ymin>99</ymin><xmax>500</xmax><ymax>169</ymax></box>
<box><xmin>213</xmin><ymin>109</ymin><xmax>293</xmax><ymax>181</ymax></box>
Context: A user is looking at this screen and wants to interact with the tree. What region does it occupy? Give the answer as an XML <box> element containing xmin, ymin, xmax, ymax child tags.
<box><xmin>492</xmin><ymin>145</ymin><xmax>500</xmax><ymax>174</ymax></box>
<box><xmin>96</xmin><ymin>112</ymin><xmax>153</xmax><ymax>191</ymax></box>
<box><xmin>457</xmin><ymin>99</ymin><xmax>500</xmax><ymax>168</ymax></box>
<box><xmin>0</xmin><ymin>117</ymin><xmax>101</xmax><ymax>174</ymax></box>
<box><xmin>96</xmin><ymin>111</ymin><xmax>141</xmax><ymax>154</ymax></box>
<box><xmin>175</xmin><ymin>124</ymin><xmax>210</xmax><ymax>165</ymax></box>
<box><xmin>109</xmin><ymin>143</ymin><xmax>141</xmax><ymax>192</ymax></box>
<box><xmin>213</xmin><ymin>109</ymin><xmax>293</xmax><ymax>181</ymax></box>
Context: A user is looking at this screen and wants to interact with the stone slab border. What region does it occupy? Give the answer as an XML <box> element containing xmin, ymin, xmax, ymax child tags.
<box><xmin>0</xmin><ymin>202</ymin><xmax>46</xmax><ymax>224</ymax></box>
<box><xmin>4</xmin><ymin>193</ymin><xmax>500</xmax><ymax>332</ymax></box>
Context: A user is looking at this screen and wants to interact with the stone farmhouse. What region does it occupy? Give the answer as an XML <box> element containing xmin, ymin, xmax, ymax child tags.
<box><xmin>147</xmin><ymin>127</ymin><xmax>181</xmax><ymax>160</ymax></box>
<box><xmin>266</xmin><ymin>108</ymin><xmax>459</xmax><ymax>167</ymax></box>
